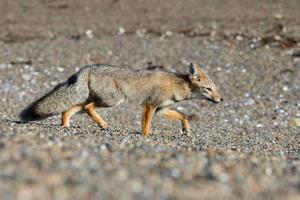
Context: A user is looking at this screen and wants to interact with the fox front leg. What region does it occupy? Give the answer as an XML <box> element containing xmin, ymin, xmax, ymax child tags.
<box><xmin>141</xmin><ymin>104</ymin><xmax>156</xmax><ymax>136</ymax></box>
<box><xmin>158</xmin><ymin>108</ymin><xmax>191</xmax><ymax>136</ymax></box>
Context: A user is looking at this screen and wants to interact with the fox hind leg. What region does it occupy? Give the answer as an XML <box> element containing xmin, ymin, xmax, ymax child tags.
<box><xmin>61</xmin><ymin>105</ymin><xmax>83</xmax><ymax>128</ymax></box>
<box><xmin>85</xmin><ymin>102</ymin><xmax>109</xmax><ymax>129</ymax></box>
<box><xmin>158</xmin><ymin>108</ymin><xmax>191</xmax><ymax>136</ymax></box>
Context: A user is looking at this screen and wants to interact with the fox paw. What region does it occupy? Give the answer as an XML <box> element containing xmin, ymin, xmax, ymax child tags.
<box><xmin>61</xmin><ymin>124</ymin><xmax>70</xmax><ymax>128</ymax></box>
<box><xmin>182</xmin><ymin>128</ymin><xmax>191</xmax><ymax>137</ymax></box>
<box><xmin>142</xmin><ymin>130</ymin><xmax>150</xmax><ymax>137</ymax></box>
<box><xmin>98</xmin><ymin>123</ymin><xmax>109</xmax><ymax>130</ymax></box>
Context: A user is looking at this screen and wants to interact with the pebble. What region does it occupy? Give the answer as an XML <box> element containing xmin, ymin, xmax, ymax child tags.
<box><xmin>282</xmin><ymin>86</ymin><xmax>289</xmax><ymax>92</ymax></box>
<box><xmin>256</xmin><ymin>124</ymin><xmax>263</xmax><ymax>128</ymax></box>
<box><xmin>57</xmin><ymin>67</ymin><xmax>64</xmax><ymax>72</ymax></box>
<box><xmin>22</xmin><ymin>74</ymin><xmax>31</xmax><ymax>81</ymax></box>
<box><xmin>118</xmin><ymin>27</ymin><xmax>126</xmax><ymax>35</ymax></box>
<box><xmin>85</xmin><ymin>29</ymin><xmax>94</xmax><ymax>39</ymax></box>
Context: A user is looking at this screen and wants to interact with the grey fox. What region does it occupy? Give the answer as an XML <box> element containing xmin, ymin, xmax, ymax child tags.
<box><xmin>20</xmin><ymin>63</ymin><xmax>223</xmax><ymax>136</ymax></box>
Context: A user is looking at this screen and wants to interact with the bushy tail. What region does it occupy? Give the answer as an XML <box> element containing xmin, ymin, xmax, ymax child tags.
<box><xmin>20</xmin><ymin>67</ymin><xmax>91</xmax><ymax>122</ymax></box>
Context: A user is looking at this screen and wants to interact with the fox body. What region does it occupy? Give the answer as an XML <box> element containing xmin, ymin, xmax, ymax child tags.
<box><xmin>20</xmin><ymin>63</ymin><xmax>223</xmax><ymax>136</ymax></box>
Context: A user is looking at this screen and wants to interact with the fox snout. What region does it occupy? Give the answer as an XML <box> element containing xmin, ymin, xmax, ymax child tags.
<box><xmin>209</xmin><ymin>97</ymin><xmax>223</xmax><ymax>103</ymax></box>
<box><xmin>200</xmin><ymin>85</ymin><xmax>223</xmax><ymax>104</ymax></box>
<box><xmin>211</xmin><ymin>90</ymin><xmax>223</xmax><ymax>103</ymax></box>
<box><xmin>205</xmin><ymin>93</ymin><xmax>223</xmax><ymax>103</ymax></box>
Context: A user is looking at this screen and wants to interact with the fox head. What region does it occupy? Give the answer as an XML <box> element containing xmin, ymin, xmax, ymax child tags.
<box><xmin>188</xmin><ymin>63</ymin><xmax>223</xmax><ymax>103</ymax></box>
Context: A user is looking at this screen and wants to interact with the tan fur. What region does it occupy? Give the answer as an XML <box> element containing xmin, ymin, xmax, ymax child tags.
<box><xmin>161</xmin><ymin>109</ymin><xmax>191</xmax><ymax>135</ymax></box>
<box><xmin>142</xmin><ymin>104</ymin><xmax>156</xmax><ymax>136</ymax></box>
<box><xmin>61</xmin><ymin>105</ymin><xmax>83</xmax><ymax>127</ymax></box>
<box><xmin>85</xmin><ymin>102</ymin><xmax>108</xmax><ymax>128</ymax></box>
<box><xmin>20</xmin><ymin>63</ymin><xmax>222</xmax><ymax>136</ymax></box>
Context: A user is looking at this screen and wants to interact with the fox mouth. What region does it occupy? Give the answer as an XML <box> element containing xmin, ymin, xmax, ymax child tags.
<box><xmin>205</xmin><ymin>97</ymin><xmax>223</xmax><ymax>104</ymax></box>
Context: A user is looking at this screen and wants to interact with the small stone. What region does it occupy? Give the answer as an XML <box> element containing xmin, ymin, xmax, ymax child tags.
<box><xmin>235</xmin><ymin>35</ymin><xmax>243</xmax><ymax>41</ymax></box>
<box><xmin>177</xmin><ymin>106</ymin><xmax>184</xmax><ymax>111</ymax></box>
<box><xmin>275</xmin><ymin>108</ymin><xmax>285</xmax><ymax>114</ymax></box>
<box><xmin>249</xmin><ymin>42</ymin><xmax>256</xmax><ymax>49</ymax></box>
<box><xmin>85</xmin><ymin>29</ymin><xmax>93</xmax><ymax>39</ymax></box>
<box><xmin>50</xmin><ymin>81</ymin><xmax>58</xmax><ymax>85</ymax></box>
<box><xmin>288</xmin><ymin>118</ymin><xmax>300</xmax><ymax>127</ymax></box>
<box><xmin>282</xmin><ymin>86</ymin><xmax>289</xmax><ymax>92</ymax></box>
<box><xmin>165</xmin><ymin>30</ymin><xmax>173</xmax><ymax>37</ymax></box>
<box><xmin>274</xmin><ymin>13</ymin><xmax>284</xmax><ymax>20</ymax></box>
<box><xmin>57</xmin><ymin>67</ymin><xmax>64</xmax><ymax>72</ymax></box>
<box><xmin>274</xmin><ymin>35</ymin><xmax>281</xmax><ymax>41</ymax></box>
<box><xmin>256</xmin><ymin>124</ymin><xmax>263</xmax><ymax>128</ymax></box>
<box><xmin>22</xmin><ymin>74</ymin><xmax>31</xmax><ymax>81</ymax></box>
<box><xmin>118</xmin><ymin>27</ymin><xmax>126</xmax><ymax>35</ymax></box>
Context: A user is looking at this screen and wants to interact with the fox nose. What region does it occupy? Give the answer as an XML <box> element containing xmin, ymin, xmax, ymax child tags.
<box><xmin>220</xmin><ymin>98</ymin><xmax>224</xmax><ymax>102</ymax></box>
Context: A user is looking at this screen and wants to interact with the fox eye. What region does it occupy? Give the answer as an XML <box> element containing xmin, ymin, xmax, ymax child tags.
<box><xmin>205</xmin><ymin>87</ymin><xmax>212</xmax><ymax>91</ymax></box>
<box><xmin>193</xmin><ymin>77</ymin><xmax>201</xmax><ymax>81</ymax></box>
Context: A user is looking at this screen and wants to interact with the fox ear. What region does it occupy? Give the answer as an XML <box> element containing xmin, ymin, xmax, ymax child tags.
<box><xmin>189</xmin><ymin>63</ymin><xmax>201</xmax><ymax>80</ymax></box>
<box><xmin>189</xmin><ymin>63</ymin><xmax>206</xmax><ymax>77</ymax></box>
<box><xmin>189</xmin><ymin>63</ymin><xmax>198</xmax><ymax>75</ymax></box>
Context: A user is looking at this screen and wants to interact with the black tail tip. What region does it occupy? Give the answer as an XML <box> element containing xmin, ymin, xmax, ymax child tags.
<box><xmin>20</xmin><ymin>106</ymin><xmax>42</xmax><ymax>122</ymax></box>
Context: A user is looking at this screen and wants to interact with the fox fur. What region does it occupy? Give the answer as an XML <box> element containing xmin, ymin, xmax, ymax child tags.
<box><xmin>20</xmin><ymin>63</ymin><xmax>223</xmax><ymax>136</ymax></box>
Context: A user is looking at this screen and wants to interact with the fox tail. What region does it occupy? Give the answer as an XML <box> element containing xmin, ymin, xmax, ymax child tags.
<box><xmin>20</xmin><ymin>68</ymin><xmax>90</xmax><ymax>121</ymax></box>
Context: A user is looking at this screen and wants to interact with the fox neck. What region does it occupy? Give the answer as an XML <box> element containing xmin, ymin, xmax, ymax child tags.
<box><xmin>173</xmin><ymin>73</ymin><xmax>207</xmax><ymax>101</ymax></box>
<box><xmin>173</xmin><ymin>74</ymin><xmax>193</xmax><ymax>101</ymax></box>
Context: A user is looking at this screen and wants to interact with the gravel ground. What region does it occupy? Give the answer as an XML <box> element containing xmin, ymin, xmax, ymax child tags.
<box><xmin>0</xmin><ymin>0</ymin><xmax>299</xmax><ymax>199</ymax></box>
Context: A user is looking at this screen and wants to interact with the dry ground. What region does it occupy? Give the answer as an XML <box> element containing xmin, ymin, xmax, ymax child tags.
<box><xmin>0</xmin><ymin>0</ymin><xmax>299</xmax><ymax>199</ymax></box>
